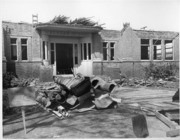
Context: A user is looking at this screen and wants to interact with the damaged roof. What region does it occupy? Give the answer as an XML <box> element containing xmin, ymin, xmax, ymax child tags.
<box><xmin>35</xmin><ymin>23</ymin><xmax>102</xmax><ymax>33</ymax></box>
<box><xmin>100</xmin><ymin>29</ymin><xmax>121</xmax><ymax>41</ymax></box>
<box><xmin>133</xmin><ymin>29</ymin><xmax>179</xmax><ymax>40</ymax></box>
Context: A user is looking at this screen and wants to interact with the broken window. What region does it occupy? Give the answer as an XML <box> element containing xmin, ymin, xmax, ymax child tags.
<box><xmin>165</xmin><ymin>40</ymin><xmax>173</xmax><ymax>60</ymax></box>
<box><xmin>21</xmin><ymin>39</ymin><xmax>28</xmax><ymax>60</ymax></box>
<box><xmin>50</xmin><ymin>43</ymin><xmax>55</xmax><ymax>64</ymax></box>
<box><xmin>74</xmin><ymin>44</ymin><xmax>78</xmax><ymax>64</ymax></box>
<box><xmin>11</xmin><ymin>38</ymin><xmax>17</xmax><ymax>60</ymax></box>
<box><xmin>88</xmin><ymin>43</ymin><xmax>91</xmax><ymax>60</ymax></box>
<box><xmin>141</xmin><ymin>39</ymin><xmax>150</xmax><ymax>60</ymax></box>
<box><xmin>153</xmin><ymin>40</ymin><xmax>162</xmax><ymax>60</ymax></box>
<box><xmin>110</xmin><ymin>42</ymin><xmax>115</xmax><ymax>60</ymax></box>
<box><xmin>42</xmin><ymin>41</ymin><xmax>46</xmax><ymax>60</ymax></box>
<box><xmin>103</xmin><ymin>42</ymin><xmax>108</xmax><ymax>60</ymax></box>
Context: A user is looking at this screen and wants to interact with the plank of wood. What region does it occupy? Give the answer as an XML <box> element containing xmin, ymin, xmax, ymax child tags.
<box><xmin>163</xmin><ymin>101</ymin><xmax>180</xmax><ymax>107</ymax></box>
<box><xmin>165</xmin><ymin>112</ymin><xmax>180</xmax><ymax>120</ymax></box>
<box><xmin>139</xmin><ymin>106</ymin><xmax>179</xmax><ymax>129</ymax></box>
<box><xmin>155</xmin><ymin>111</ymin><xmax>178</xmax><ymax>129</ymax></box>
<box><xmin>21</xmin><ymin>107</ymin><xmax>27</xmax><ymax>134</ymax></box>
<box><xmin>124</xmin><ymin>95</ymin><xmax>172</xmax><ymax>101</ymax></box>
<box><xmin>166</xmin><ymin>129</ymin><xmax>180</xmax><ymax>137</ymax></box>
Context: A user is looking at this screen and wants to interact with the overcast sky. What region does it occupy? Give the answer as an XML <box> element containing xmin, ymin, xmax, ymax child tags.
<box><xmin>0</xmin><ymin>0</ymin><xmax>180</xmax><ymax>31</ymax></box>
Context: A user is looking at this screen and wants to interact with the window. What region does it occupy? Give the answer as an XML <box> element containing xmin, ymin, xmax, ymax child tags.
<box><xmin>81</xmin><ymin>43</ymin><xmax>83</xmax><ymax>60</ymax></box>
<box><xmin>11</xmin><ymin>38</ymin><xmax>17</xmax><ymax>60</ymax></box>
<box><xmin>103</xmin><ymin>42</ymin><xmax>108</xmax><ymax>60</ymax></box>
<box><xmin>88</xmin><ymin>43</ymin><xmax>91</xmax><ymax>60</ymax></box>
<box><xmin>21</xmin><ymin>39</ymin><xmax>28</xmax><ymax>60</ymax></box>
<box><xmin>141</xmin><ymin>39</ymin><xmax>150</xmax><ymax>60</ymax></box>
<box><xmin>74</xmin><ymin>44</ymin><xmax>78</xmax><ymax>64</ymax></box>
<box><xmin>82</xmin><ymin>43</ymin><xmax>91</xmax><ymax>60</ymax></box>
<box><xmin>83</xmin><ymin>43</ymin><xmax>87</xmax><ymax>60</ymax></box>
<box><xmin>50</xmin><ymin>43</ymin><xmax>55</xmax><ymax>64</ymax></box>
<box><xmin>153</xmin><ymin>40</ymin><xmax>162</xmax><ymax>60</ymax></box>
<box><xmin>103</xmin><ymin>42</ymin><xmax>115</xmax><ymax>61</ymax></box>
<box><xmin>43</xmin><ymin>41</ymin><xmax>46</xmax><ymax>60</ymax></box>
<box><xmin>110</xmin><ymin>42</ymin><xmax>115</xmax><ymax>60</ymax></box>
<box><xmin>165</xmin><ymin>40</ymin><xmax>173</xmax><ymax>60</ymax></box>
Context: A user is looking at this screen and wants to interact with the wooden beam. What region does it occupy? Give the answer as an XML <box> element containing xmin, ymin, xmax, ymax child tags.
<box><xmin>165</xmin><ymin>112</ymin><xmax>180</xmax><ymax>120</ymax></box>
<box><xmin>155</xmin><ymin>111</ymin><xmax>178</xmax><ymax>129</ymax></box>
<box><xmin>21</xmin><ymin>107</ymin><xmax>27</xmax><ymax>134</ymax></box>
<box><xmin>166</xmin><ymin>129</ymin><xmax>180</xmax><ymax>137</ymax></box>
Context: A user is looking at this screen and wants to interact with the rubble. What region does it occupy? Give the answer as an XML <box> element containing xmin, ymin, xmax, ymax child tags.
<box><xmin>114</xmin><ymin>76</ymin><xmax>179</xmax><ymax>89</ymax></box>
<box><xmin>33</xmin><ymin>74</ymin><xmax>118</xmax><ymax>118</ymax></box>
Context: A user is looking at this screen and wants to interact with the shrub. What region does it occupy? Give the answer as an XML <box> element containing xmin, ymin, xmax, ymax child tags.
<box><xmin>144</xmin><ymin>62</ymin><xmax>178</xmax><ymax>80</ymax></box>
<box><xmin>3</xmin><ymin>72</ymin><xmax>18</xmax><ymax>89</ymax></box>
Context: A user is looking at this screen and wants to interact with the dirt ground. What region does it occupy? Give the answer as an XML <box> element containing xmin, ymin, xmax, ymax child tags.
<box><xmin>3</xmin><ymin>86</ymin><xmax>178</xmax><ymax>138</ymax></box>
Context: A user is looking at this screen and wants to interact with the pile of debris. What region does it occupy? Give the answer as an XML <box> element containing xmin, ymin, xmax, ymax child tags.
<box><xmin>3</xmin><ymin>72</ymin><xmax>39</xmax><ymax>89</ymax></box>
<box><xmin>34</xmin><ymin>73</ymin><xmax>120</xmax><ymax>118</ymax></box>
<box><xmin>114</xmin><ymin>76</ymin><xmax>179</xmax><ymax>88</ymax></box>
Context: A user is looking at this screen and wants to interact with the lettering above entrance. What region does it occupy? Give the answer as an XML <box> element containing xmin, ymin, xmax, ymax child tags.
<box><xmin>42</xmin><ymin>30</ymin><xmax>88</xmax><ymax>37</ymax></box>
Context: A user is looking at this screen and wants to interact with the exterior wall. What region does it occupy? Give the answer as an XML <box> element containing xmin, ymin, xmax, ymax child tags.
<box><xmin>93</xmin><ymin>61</ymin><xmax>179</xmax><ymax>79</ymax></box>
<box><xmin>118</xmin><ymin>27</ymin><xmax>140</xmax><ymax>60</ymax></box>
<box><xmin>92</xmin><ymin>33</ymin><xmax>102</xmax><ymax>60</ymax></box>
<box><xmin>174</xmin><ymin>35</ymin><xmax>179</xmax><ymax>61</ymax></box>
<box><xmin>93</xmin><ymin>28</ymin><xmax>179</xmax><ymax>78</ymax></box>
<box><xmin>2</xmin><ymin>21</ymin><xmax>42</xmax><ymax>78</ymax></box>
<box><xmin>3</xmin><ymin>21</ymin><xmax>179</xmax><ymax>79</ymax></box>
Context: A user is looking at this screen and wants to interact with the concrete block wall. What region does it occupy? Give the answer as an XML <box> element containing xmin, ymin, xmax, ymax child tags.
<box><xmin>93</xmin><ymin>61</ymin><xmax>179</xmax><ymax>79</ymax></box>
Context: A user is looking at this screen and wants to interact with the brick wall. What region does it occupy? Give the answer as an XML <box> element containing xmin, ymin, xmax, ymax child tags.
<box><xmin>7</xmin><ymin>61</ymin><xmax>41</xmax><ymax>78</ymax></box>
<box><xmin>3</xmin><ymin>21</ymin><xmax>43</xmax><ymax>78</ymax></box>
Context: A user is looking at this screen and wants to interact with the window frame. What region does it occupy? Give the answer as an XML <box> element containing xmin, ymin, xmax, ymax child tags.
<box><xmin>109</xmin><ymin>42</ymin><xmax>115</xmax><ymax>60</ymax></box>
<box><xmin>74</xmin><ymin>43</ymin><xmax>79</xmax><ymax>65</ymax></box>
<box><xmin>81</xmin><ymin>43</ymin><xmax>92</xmax><ymax>61</ymax></box>
<box><xmin>153</xmin><ymin>39</ymin><xmax>162</xmax><ymax>61</ymax></box>
<box><xmin>10</xmin><ymin>38</ymin><xmax>18</xmax><ymax>61</ymax></box>
<box><xmin>165</xmin><ymin>40</ymin><xmax>174</xmax><ymax>61</ymax></box>
<box><xmin>140</xmin><ymin>39</ymin><xmax>150</xmax><ymax>61</ymax></box>
<box><xmin>50</xmin><ymin>43</ymin><xmax>55</xmax><ymax>65</ymax></box>
<box><xmin>102</xmin><ymin>41</ymin><xmax>116</xmax><ymax>61</ymax></box>
<box><xmin>21</xmin><ymin>38</ymin><xmax>28</xmax><ymax>61</ymax></box>
<box><xmin>103</xmin><ymin>42</ymin><xmax>108</xmax><ymax>61</ymax></box>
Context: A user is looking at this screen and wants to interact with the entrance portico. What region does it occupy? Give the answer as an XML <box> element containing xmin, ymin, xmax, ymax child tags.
<box><xmin>36</xmin><ymin>23</ymin><xmax>102</xmax><ymax>76</ymax></box>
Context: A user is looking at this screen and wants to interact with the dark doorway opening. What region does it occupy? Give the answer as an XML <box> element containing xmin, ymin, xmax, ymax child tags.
<box><xmin>56</xmin><ymin>43</ymin><xmax>73</xmax><ymax>74</ymax></box>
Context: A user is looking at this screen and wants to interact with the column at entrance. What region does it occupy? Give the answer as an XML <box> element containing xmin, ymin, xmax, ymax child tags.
<box><xmin>42</xmin><ymin>34</ymin><xmax>50</xmax><ymax>66</ymax></box>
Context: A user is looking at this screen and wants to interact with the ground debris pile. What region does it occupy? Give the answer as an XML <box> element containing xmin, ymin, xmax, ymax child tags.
<box><xmin>114</xmin><ymin>76</ymin><xmax>179</xmax><ymax>88</ymax></box>
<box><xmin>34</xmin><ymin>74</ymin><xmax>119</xmax><ymax>119</ymax></box>
<box><xmin>3</xmin><ymin>72</ymin><xmax>39</xmax><ymax>89</ymax></box>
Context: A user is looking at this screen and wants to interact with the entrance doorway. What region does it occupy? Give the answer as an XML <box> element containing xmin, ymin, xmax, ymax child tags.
<box><xmin>56</xmin><ymin>43</ymin><xmax>73</xmax><ymax>74</ymax></box>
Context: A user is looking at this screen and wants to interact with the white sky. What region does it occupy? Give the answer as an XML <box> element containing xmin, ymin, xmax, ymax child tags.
<box><xmin>0</xmin><ymin>0</ymin><xmax>180</xmax><ymax>31</ymax></box>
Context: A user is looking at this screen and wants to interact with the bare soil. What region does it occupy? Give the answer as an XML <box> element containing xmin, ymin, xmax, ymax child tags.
<box><xmin>3</xmin><ymin>86</ymin><xmax>176</xmax><ymax>138</ymax></box>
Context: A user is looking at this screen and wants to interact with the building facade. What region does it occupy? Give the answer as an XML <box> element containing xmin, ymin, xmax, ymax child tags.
<box><xmin>2</xmin><ymin>21</ymin><xmax>179</xmax><ymax>80</ymax></box>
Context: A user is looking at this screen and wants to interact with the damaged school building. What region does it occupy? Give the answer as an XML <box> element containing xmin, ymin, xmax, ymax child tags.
<box><xmin>2</xmin><ymin>18</ymin><xmax>179</xmax><ymax>80</ymax></box>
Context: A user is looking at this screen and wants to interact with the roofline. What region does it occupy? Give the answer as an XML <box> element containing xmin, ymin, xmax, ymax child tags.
<box><xmin>133</xmin><ymin>29</ymin><xmax>179</xmax><ymax>34</ymax></box>
<box><xmin>2</xmin><ymin>20</ymin><xmax>32</xmax><ymax>26</ymax></box>
<box><xmin>35</xmin><ymin>23</ymin><xmax>103</xmax><ymax>32</ymax></box>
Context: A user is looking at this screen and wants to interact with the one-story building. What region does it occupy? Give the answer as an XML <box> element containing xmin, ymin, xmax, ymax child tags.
<box><xmin>2</xmin><ymin>21</ymin><xmax>179</xmax><ymax>80</ymax></box>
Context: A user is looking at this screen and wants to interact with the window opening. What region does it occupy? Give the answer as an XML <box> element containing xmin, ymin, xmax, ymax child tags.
<box><xmin>50</xmin><ymin>43</ymin><xmax>55</xmax><ymax>64</ymax></box>
<box><xmin>21</xmin><ymin>39</ymin><xmax>28</xmax><ymax>60</ymax></box>
<box><xmin>141</xmin><ymin>39</ymin><xmax>150</xmax><ymax>60</ymax></box>
<box><xmin>165</xmin><ymin>40</ymin><xmax>173</xmax><ymax>60</ymax></box>
<box><xmin>153</xmin><ymin>39</ymin><xmax>162</xmax><ymax>60</ymax></box>
<box><xmin>11</xmin><ymin>38</ymin><xmax>17</xmax><ymax>60</ymax></box>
